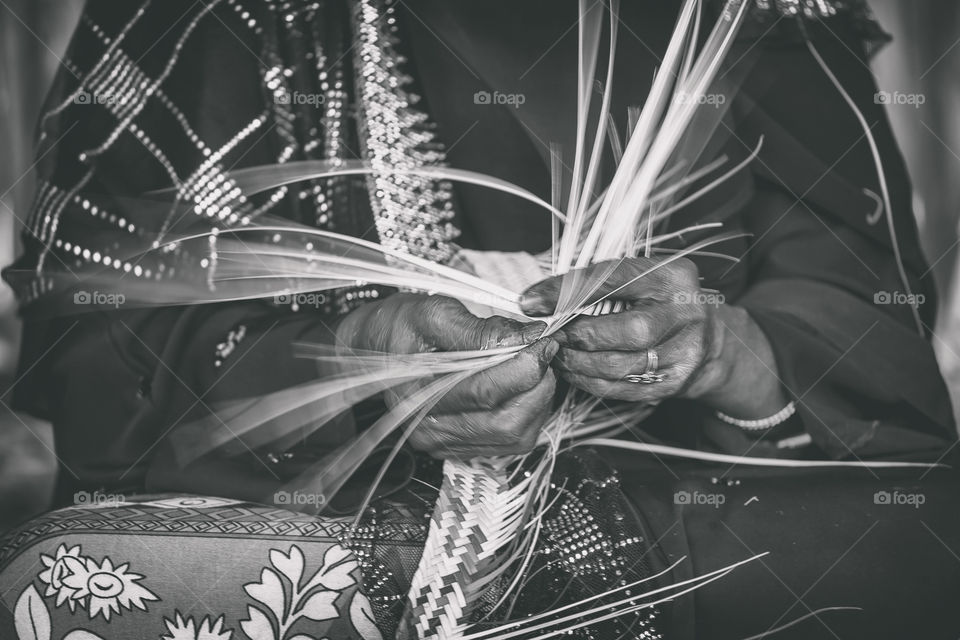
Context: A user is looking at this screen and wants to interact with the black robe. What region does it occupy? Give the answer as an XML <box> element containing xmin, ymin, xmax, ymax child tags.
<box><xmin>4</xmin><ymin>2</ymin><xmax>960</xmax><ymax>635</ymax></box>
<box><xmin>6</xmin><ymin>0</ymin><xmax>953</xmax><ymax>497</ymax></box>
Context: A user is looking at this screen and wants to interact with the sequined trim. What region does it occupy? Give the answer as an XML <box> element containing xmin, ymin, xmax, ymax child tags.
<box><xmin>753</xmin><ymin>0</ymin><xmax>844</xmax><ymax>19</ymax></box>
<box><xmin>214</xmin><ymin>323</ymin><xmax>247</xmax><ymax>368</ymax></box>
<box><xmin>39</xmin><ymin>0</ymin><xmax>154</xmax><ymax>129</ymax></box>
<box><xmin>80</xmin><ymin>0</ymin><xmax>225</xmax><ymax>163</ymax></box>
<box><xmin>84</xmin><ymin>14</ymin><xmax>212</xmax><ymax>157</ymax></box>
<box><xmin>351</xmin><ymin>0</ymin><xmax>459</xmax><ymax>264</ymax></box>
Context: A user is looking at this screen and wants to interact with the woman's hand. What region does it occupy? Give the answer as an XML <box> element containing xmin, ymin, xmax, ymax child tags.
<box><xmin>337</xmin><ymin>293</ymin><xmax>558</xmax><ymax>459</ymax></box>
<box><xmin>521</xmin><ymin>258</ymin><xmax>788</xmax><ymax>419</ymax></box>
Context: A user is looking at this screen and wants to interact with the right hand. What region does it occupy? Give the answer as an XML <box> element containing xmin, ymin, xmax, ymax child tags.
<box><xmin>336</xmin><ymin>293</ymin><xmax>559</xmax><ymax>459</ymax></box>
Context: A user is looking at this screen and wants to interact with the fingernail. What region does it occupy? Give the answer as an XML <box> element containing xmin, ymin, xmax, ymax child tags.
<box><xmin>528</xmin><ymin>337</ymin><xmax>557</xmax><ymax>364</ymax></box>
<box><xmin>520</xmin><ymin>321</ymin><xmax>547</xmax><ymax>344</ymax></box>
<box><xmin>544</xmin><ymin>338</ymin><xmax>560</xmax><ymax>360</ymax></box>
<box><xmin>520</xmin><ymin>292</ymin><xmax>548</xmax><ymax>316</ymax></box>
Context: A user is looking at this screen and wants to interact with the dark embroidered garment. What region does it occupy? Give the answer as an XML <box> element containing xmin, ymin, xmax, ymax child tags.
<box><xmin>345</xmin><ymin>451</ymin><xmax>667</xmax><ymax>639</ymax></box>
<box><xmin>2</xmin><ymin>1</ymin><xmax>957</xmax><ymax>639</ymax></box>
<box><xmin>10</xmin><ymin>0</ymin><xmax>460</xmax><ymax>314</ymax></box>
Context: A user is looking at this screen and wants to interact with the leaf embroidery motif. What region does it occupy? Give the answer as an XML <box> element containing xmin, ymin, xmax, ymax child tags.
<box><xmin>303</xmin><ymin>546</ymin><xmax>357</xmax><ymax>593</ymax></box>
<box><xmin>241</xmin><ymin>543</ymin><xmax>360</xmax><ymax>640</ymax></box>
<box><xmin>240</xmin><ymin>605</ymin><xmax>276</xmax><ymax>640</ymax></box>
<box><xmin>244</xmin><ymin>569</ymin><xmax>286</xmax><ymax>622</ymax></box>
<box><xmin>14</xmin><ymin>585</ymin><xmax>51</xmax><ymax>640</ymax></box>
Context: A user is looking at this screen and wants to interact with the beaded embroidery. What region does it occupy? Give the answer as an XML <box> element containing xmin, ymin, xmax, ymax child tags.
<box><xmin>214</xmin><ymin>323</ymin><xmax>247</xmax><ymax>368</ymax></box>
<box><xmin>16</xmin><ymin>0</ymin><xmax>884</xmax><ymax>303</ymax></box>
<box><xmin>351</xmin><ymin>0</ymin><xmax>460</xmax><ymax>264</ymax></box>
<box><xmin>739</xmin><ymin>0</ymin><xmax>890</xmax><ymax>56</ymax></box>
<box><xmin>753</xmin><ymin>0</ymin><xmax>844</xmax><ymax>18</ymax></box>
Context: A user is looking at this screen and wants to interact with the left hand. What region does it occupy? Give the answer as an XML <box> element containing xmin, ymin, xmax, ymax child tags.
<box><xmin>520</xmin><ymin>257</ymin><xmax>726</xmax><ymax>403</ymax></box>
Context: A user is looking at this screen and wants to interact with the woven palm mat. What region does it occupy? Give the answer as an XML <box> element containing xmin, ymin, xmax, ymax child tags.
<box><xmin>346</xmin><ymin>450</ymin><xmax>669</xmax><ymax>639</ymax></box>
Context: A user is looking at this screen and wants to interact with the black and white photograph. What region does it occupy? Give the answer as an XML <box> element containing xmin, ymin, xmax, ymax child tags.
<box><xmin>1</xmin><ymin>1</ymin><xmax>960</xmax><ymax>638</ymax></box>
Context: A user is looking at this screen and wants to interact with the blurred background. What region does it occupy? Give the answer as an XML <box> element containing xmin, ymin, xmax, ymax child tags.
<box><xmin>1</xmin><ymin>1</ymin><xmax>959</xmax><ymax>530</ymax></box>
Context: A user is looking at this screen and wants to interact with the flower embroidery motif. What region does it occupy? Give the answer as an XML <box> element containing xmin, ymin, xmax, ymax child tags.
<box><xmin>21</xmin><ymin>541</ymin><xmax>380</xmax><ymax>640</ymax></box>
<box><xmin>38</xmin><ymin>545</ymin><xmax>86</xmax><ymax>612</ymax></box>
<box><xmin>59</xmin><ymin>555</ymin><xmax>159</xmax><ymax>620</ymax></box>
<box><xmin>162</xmin><ymin>613</ymin><xmax>235</xmax><ymax>640</ymax></box>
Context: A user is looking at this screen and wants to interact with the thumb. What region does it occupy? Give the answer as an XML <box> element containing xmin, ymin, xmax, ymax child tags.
<box><xmin>520</xmin><ymin>275</ymin><xmax>562</xmax><ymax>317</ymax></box>
<box><xmin>424</xmin><ymin>298</ymin><xmax>545</xmax><ymax>351</ymax></box>
<box><xmin>474</xmin><ymin>317</ymin><xmax>546</xmax><ymax>350</ymax></box>
<box><xmin>523</xmin><ymin>259</ymin><xmax>662</xmax><ymax>315</ymax></box>
<box><xmin>522</xmin><ymin>261</ymin><xmax>624</xmax><ymax>315</ymax></box>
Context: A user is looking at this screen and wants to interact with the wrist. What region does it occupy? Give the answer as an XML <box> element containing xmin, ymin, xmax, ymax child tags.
<box><xmin>687</xmin><ymin>304</ymin><xmax>789</xmax><ymax>419</ymax></box>
<box><xmin>682</xmin><ymin>303</ymin><xmax>734</xmax><ymax>401</ymax></box>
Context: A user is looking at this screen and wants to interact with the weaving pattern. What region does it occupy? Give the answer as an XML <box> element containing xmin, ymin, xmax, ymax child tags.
<box><xmin>403</xmin><ymin>458</ymin><xmax>524</xmax><ymax>639</ymax></box>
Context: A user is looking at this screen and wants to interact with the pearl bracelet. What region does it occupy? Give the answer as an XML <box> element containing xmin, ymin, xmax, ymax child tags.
<box><xmin>716</xmin><ymin>401</ymin><xmax>797</xmax><ymax>432</ymax></box>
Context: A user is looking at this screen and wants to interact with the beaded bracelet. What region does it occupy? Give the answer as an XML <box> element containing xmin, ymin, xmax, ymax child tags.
<box><xmin>716</xmin><ymin>401</ymin><xmax>797</xmax><ymax>432</ymax></box>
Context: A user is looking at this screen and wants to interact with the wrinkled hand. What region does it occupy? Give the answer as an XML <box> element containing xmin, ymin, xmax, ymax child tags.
<box><xmin>521</xmin><ymin>258</ymin><xmax>725</xmax><ymax>403</ymax></box>
<box><xmin>337</xmin><ymin>293</ymin><xmax>558</xmax><ymax>459</ymax></box>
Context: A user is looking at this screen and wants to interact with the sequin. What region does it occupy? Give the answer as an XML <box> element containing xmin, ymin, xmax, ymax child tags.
<box><xmin>351</xmin><ymin>0</ymin><xmax>460</xmax><ymax>265</ymax></box>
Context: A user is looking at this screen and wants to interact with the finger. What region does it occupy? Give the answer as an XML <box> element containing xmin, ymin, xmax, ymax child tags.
<box><xmin>475</xmin><ymin>316</ymin><xmax>546</xmax><ymax>350</ymax></box>
<box><xmin>559</xmin><ymin>322</ymin><xmax>706</xmax><ymax>399</ymax></box>
<box><xmin>416</xmin><ymin>370</ymin><xmax>557</xmax><ymax>458</ymax></box>
<box><xmin>417</xmin><ymin>296</ymin><xmax>546</xmax><ymax>351</ymax></box>
<box><xmin>559</xmin><ymin>303</ymin><xmax>700</xmax><ymax>352</ymax></box>
<box><xmin>521</xmin><ymin>258</ymin><xmax>699</xmax><ymax>315</ymax></box>
<box><xmin>521</xmin><ymin>260</ymin><xmax>625</xmax><ymax>316</ymax></box>
<box><xmin>562</xmin><ymin>370</ymin><xmax>683</xmax><ymax>402</ymax></box>
<box><xmin>433</xmin><ymin>338</ymin><xmax>558</xmax><ymax>412</ymax></box>
<box><xmin>554</xmin><ymin>346</ymin><xmax>673</xmax><ymax>381</ymax></box>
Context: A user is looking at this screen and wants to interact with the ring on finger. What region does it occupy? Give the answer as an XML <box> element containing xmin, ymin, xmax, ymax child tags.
<box><xmin>624</xmin><ymin>348</ymin><xmax>665</xmax><ymax>384</ymax></box>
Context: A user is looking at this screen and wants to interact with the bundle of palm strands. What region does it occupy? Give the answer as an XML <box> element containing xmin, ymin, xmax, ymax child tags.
<box><xmin>173</xmin><ymin>2</ymin><xmax>763</xmax><ymax>635</ymax></box>
<box><xmin>17</xmin><ymin>0</ymin><xmax>944</xmax><ymax>637</ymax></box>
